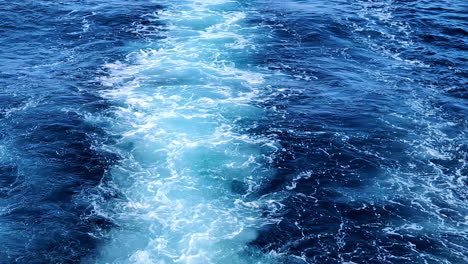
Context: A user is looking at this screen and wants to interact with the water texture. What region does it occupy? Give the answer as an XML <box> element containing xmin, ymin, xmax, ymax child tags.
<box><xmin>0</xmin><ymin>0</ymin><xmax>466</xmax><ymax>263</ymax></box>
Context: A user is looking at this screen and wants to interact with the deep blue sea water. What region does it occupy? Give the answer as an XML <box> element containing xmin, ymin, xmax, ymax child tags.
<box><xmin>0</xmin><ymin>0</ymin><xmax>466</xmax><ymax>263</ymax></box>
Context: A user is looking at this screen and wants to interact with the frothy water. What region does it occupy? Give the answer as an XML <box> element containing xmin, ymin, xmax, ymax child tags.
<box><xmin>1</xmin><ymin>0</ymin><xmax>466</xmax><ymax>263</ymax></box>
<box><xmin>88</xmin><ymin>1</ymin><xmax>279</xmax><ymax>263</ymax></box>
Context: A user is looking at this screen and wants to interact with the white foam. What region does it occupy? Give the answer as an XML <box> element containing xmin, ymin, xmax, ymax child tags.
<box><xmin>89</xmin><ymin>1</ymin><xmax>280</xmax><ymax>263</ymax></box>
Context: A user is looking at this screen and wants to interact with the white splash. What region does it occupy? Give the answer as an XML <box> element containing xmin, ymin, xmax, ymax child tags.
<box><xmin>89</xmin><ymin>1</ymin><xmax>280</xmax><ymax>263</ymax></box>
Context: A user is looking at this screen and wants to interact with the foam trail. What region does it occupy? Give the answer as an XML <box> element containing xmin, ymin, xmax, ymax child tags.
<box><xmin>89</xmin><ymin>1</ymin><xmax>279</xmax><ymax>263</ymax></box>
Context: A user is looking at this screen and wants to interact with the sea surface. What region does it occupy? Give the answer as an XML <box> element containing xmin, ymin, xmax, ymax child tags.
<box><xmin>0</xmin><ymin>0</ymin><xmax>467</xmax><ymax>263</ymax></box>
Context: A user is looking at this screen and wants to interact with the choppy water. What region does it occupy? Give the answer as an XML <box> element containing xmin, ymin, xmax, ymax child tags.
<box><xmin>0</xmin><ymin>0</ymin><xmax>467</xmax><ymax>263</ymax></box>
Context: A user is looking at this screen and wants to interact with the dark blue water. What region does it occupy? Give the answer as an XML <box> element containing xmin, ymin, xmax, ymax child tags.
<box><xmin>250</xmin><ymin>1</ymin><xmax>468</xmax><ymax>263</ymax></box>
<box><xmin>0</xmin><ymin>1</ymin><xmax>160</xmax><ymax>262</ymax></box>
<box><xmin>0</xmin><ymin>0</ymin><xmax>466</xmax><ymax>263</ymax></box>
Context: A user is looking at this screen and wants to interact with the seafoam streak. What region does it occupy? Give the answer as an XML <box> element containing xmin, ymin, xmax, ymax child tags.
<box><xmin>89</xmin><ymin>0</ymin><xmax>280</xmax><ymax>263</ymax></box>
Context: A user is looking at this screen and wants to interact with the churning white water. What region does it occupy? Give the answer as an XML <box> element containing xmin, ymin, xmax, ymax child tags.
<box><xmin>89</xmin><ymin>0</ymin><xmax>281</xmax><ymax>263</ymax></box>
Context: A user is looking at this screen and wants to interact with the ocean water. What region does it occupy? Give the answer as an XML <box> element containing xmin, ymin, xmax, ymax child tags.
<box><xmin>0</xmin><ymin>0</ymin><xmax>466</xmax><ymax>264</ymax></box>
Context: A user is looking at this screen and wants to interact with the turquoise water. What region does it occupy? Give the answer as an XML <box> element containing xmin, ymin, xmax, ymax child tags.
<box><xmin>88</xmin><ymin>1</ymin><xmax>280</xmax><ymax>263</ymax></box>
